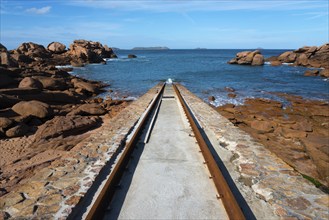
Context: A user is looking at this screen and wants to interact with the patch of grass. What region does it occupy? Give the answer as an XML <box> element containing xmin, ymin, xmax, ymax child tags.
<box><xmin>302</xmin><ymin>174</ymin><xmax>329</xmax><ymax>194</ymax></box>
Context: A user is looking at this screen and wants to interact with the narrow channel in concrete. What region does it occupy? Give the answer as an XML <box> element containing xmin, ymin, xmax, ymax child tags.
<box><xmin>104</xmin><ymin>84</ymin><xmax>228</xmax><ymax>219</ymax></box>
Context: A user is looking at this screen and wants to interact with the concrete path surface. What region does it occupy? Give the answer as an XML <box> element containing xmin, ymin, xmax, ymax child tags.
<box><xmin>104</xmin><ymin>84</ymin><xmax>228</xmax><ymax>219</ymax></box>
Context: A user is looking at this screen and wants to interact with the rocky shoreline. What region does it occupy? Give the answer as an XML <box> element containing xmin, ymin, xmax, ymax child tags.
<box><xmin>0</xmin><ymin>40</ymin><xmax>129</xmax><ymax>198</ymax></box>
<box><xmin>228</xmin><ymin>43</ymin><xmax>329</xmax><ymax>78</ymax></box>
<box><xmin>224</xmin><ymin>44</ymin><xmax>329</xmax><ymax>189</ymax></box>
<box><xmin>216</xmin><ymin>94</ymin><xmax>329</xmax><ymax>189</ymax></box>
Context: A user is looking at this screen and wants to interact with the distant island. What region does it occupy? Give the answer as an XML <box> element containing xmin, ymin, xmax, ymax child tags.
<box><xmin>132</xmin><ymin>46</ymin><xmax>170</xmax><ymax>50</ymax></box>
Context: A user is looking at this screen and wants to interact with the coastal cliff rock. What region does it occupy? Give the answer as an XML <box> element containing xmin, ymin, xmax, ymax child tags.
<box><xmin>228</xmin><ymin>50</ymin><xmax>264</xmax><ymax>66</ymax></box>
<box><xmin>68</xmin><ymin>40</ymin><xmax>116</xmax><ymax>64</ymax></box>
<box><xmin>267</xmin><ymin>43</ymin><xmax>329</xmax><ymax>69</ymax></box>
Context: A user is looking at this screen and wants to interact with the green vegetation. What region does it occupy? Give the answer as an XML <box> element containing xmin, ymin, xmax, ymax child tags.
<box><xmin>302</xmin><ymin>174</ymin><xmax>329</xmax><ymax>194</ymax></box>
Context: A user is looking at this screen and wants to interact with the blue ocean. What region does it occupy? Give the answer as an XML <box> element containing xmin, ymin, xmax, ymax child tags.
<box><xmin>71</xmin><ymin>49</ymin><xmax>329</xmax><ymax>106</ymax></box>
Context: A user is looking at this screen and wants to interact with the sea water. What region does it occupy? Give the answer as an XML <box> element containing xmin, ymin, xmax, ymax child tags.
<box><xmin>71</xmin><ymin>49</ymin><xmax>329</xmax><ymax>106</ymax></box>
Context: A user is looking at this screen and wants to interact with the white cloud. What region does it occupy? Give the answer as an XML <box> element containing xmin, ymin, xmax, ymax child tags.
<box><xmin>26</xmin><ymin>6</ymin><xmax>51</xmax><ymax>15</ymax></box>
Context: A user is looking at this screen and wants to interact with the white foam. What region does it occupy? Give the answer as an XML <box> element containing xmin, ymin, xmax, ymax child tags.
<box><xmin>166</xmin><ymin>78</ymin><xmax>173</xmax><ymax>84</ymax></box>
<box><xmin>55</xmin><ymin>65</ymin><xmax>73</xmax><ymax>69</ymax></box>
<box><xmin>264</xmin><ymin>62</ymin><xmax>271</xmax><ymax>65</ymax></box>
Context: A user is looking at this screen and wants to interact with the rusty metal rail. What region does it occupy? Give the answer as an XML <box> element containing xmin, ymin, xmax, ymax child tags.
<box><xmin>173</xmin><ymin>83</ymin><xmax>246</xmax><ymax>220</ymax></box>
<box><xmin>84</xmin><ymin>83</ymin><xmax>165</xmax><ymax>220</ymax></box>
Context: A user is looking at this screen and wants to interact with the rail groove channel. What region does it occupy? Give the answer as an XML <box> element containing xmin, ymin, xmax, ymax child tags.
<box><xmin>79</xmin><ymin>83</ymin><xmax>246</xmax><ymax>219</ymax></box>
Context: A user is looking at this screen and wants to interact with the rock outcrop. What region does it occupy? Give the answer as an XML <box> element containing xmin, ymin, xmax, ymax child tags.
<box><xmin>15</xmin><ymin>42</ymin><xmax>51</xmax><ymax>59</ymax></box>
<box><xmin>216</xmin><ymin>95</ymin><xmax>329</xmax><ymax>187</ymax></box>
<box><xmin>68</xmin><ymin>40</ymin><xmax>116</xmax><ymax>64</ymax></box>
<box><xmin>228</xmin><ymin>50</ymin><xmax>264</xmax><ymax>66</ymax></box>
<box><xmin>267</xmin><ymin>43</ymin><xmax>329</xmax><ymax>69</ymax></box>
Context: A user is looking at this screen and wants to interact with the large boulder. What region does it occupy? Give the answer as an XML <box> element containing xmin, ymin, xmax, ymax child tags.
<box><xmin>33</xmin><ymin>115</ymin><xmax>100</xmax><ymax>142</ymax></box>
<box><xmin>308</xmin><ymin>44</ymin><xmax>329</xmax><ymax>69</ymax></box>
<box><xmin>47</xmin><ymin>42</ymin><xmax>66</xmax><ymax>54</ymax></box>
<box><xmin>71</xmin><ymin>78</ymin><xmax>99</xmax><ymax>94</ymax></box>
<box><xmin>274</xmin><ymin>44</ymin><xmax>329</xmax><ymax>69</ymax></box>
<box><xmin>69</xmin><ymin>40</ymin><xmax>104</xmax><ymax>64</ymax></box>
<box><xmin>128</xmin><ymin>54</ymin><xmax>137</xmax><ymax>58</ymax></box>
<box><xmin>12</xmin><ymin>100</ymin><xmax>53</xmax><ymax>119</ymax></box>
<box><xmin>32</xmin><ymin>76</ymin><xmax>68</xmax><ymax>90</ymax></box>
<box><xmin>18</xmin><ymin>77</ymin><xmax>43</xmax><ymax>89</ymax></box>
<box><xmin>278</xmin><ymin>51</ymin><xmax>297</xmax><ymax>63</ymax></box>
<box><xmin>228</xmin><ymin>50</ymin><xmax>264</xmax><ymax>66</ymax></box>
<box><xmin>251</xmin><ymin>54</ymin><xmax>264</xmax><ymax>66</ymax></box>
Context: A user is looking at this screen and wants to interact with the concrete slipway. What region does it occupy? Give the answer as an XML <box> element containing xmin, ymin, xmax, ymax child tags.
<box><xmin>103</xmin><ymin>84</ymin><xmax>229</xmax><ymax>219</ymax></box>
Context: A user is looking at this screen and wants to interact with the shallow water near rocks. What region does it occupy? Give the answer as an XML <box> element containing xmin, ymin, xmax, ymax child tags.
<box><xmin>71</xmin><ymin>49</ymin><xmax>329</xmax><ymax>106</ymax></box>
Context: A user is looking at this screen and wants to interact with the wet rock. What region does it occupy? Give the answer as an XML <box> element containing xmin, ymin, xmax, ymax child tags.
<box><xmin>304</xmin><ymin>69</ymin><xmax>319</xmax><ymax>76</ymax></box>
<box><xmin>18</xmin><ymin>77</ymin><xmax>43</xmax><ymax>89</ymax></box>
<box><xmin>5</xmin><ymin>123</ymin><xmax>29</xmax><ymax>137</ymax></box>
<box><xmin>208</xmin><ymin>96</ymin><xmax>215</xmax><ymax>101</ymax></box>
<box><xmin>270</xmin><ymin>61</ymin><xmax>282</xmax><ymax>66</ymax></box>
<box><xmin>320</xmin><ymin>69</ymin><xmax>329</xmax><ymax>78</ymax></box>
<box><xmin>12</xmin><ymin>100</ymin><xmax>53</xmax><ymax>118</ymax></box>
<box><xmin>47</xmin><ymin>42</ymin><xmax>66</xmax><ymax>54</ymax></box>
<box><xmin>128</xmin><ymin>54</ymin><xmax>137</xmax><ymax>58</ymax></box>
<box><xmin>224</xmin><ymin>87</ymin><xmax>235</xmax><ymax>92</ymax></box>
<box><xmin>228</xmin><ymin>93</ymin><xmax>237</xmax><ymax>98</ymax></box>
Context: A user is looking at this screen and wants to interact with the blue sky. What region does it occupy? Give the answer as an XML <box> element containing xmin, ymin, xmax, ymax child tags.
<box><xmin>0</xmin><ymin>0</ymin><xmax>328</xmax><ymax>49</ymax></box>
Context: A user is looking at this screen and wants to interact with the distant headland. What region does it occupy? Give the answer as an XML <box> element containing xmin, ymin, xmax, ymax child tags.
<box><xmin>132</xmin><ymin>46</ymin><xmax>170</xmax><ymax>50</ymax></box>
